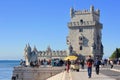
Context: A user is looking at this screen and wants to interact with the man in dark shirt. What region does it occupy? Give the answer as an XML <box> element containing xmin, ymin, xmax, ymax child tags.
<box><xmin>94</xmin><ymin>57</ymin><xmax>101</xmax><ymax>75</ymax></box>
<box><xmin>86</xmin><ymin>55</ymin><xmax>94</xmax><ymax>78</ymax></box>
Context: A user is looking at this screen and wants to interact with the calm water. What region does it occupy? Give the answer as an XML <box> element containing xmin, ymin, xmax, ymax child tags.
<box><xmin>0</xmin><ymin>60</ymin><xmax>19</xmax><ymax>80</ymax></box>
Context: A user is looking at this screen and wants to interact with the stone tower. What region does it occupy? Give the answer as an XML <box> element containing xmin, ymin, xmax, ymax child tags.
<box><xmin>24</xmin><ymin>44</ymin><xmax>38</xmax><ymax>66</ymax></box>
<box><xmin>24</xmin><ymin>44</ymin><xmax>32</xmax><ymax>65</ymax></box>
<box><xmin>67</xmin><ymin>5</ymin><xmax>103</xmax><ymax>59</ymax></box>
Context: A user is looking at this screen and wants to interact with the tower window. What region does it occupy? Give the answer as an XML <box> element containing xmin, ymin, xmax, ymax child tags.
<box><xmin>67</xmin><ymin>39</ymin><xmax>69</xmax><ymax>42</ymax></box>
<box><xmin>79</xmin><ymin>28</ymin><xmax>83</xmax><ymax>32</ymax></box>
<box><xmin>80</xmin><ymin>19</ymin><xmax>83</xmax><ymax>24</ymax></box>
<box><xmin>80</xmin><ymin>46</ymin><xmax>82</xmax><ymax>50</ymax></box>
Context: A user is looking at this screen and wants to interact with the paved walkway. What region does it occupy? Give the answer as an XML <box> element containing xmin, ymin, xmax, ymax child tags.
<box><xmin>47</xmin><ymin>69</ymin><xmax>116</xmax><ymax>80</ymax></box>
<box><xmin>47</xmin><ymin>71</ymin><xmax>65</xmax><ymax>80</ymax></box>
<box><xmin>69</xmin><ymin>69</ymin><xmax>115</xmax><ymax>80</ymax></box>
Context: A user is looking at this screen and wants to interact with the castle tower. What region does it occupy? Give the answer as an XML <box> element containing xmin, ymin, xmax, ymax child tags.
<box><xmin>24</xmin><ymin>44</ymin><xmax>32</xmax><ymax>65</ymax></box>
<box><xmin>67</xmin><ymin>5</ymin><xmax>103</xmax><ymax>59</ymax></box>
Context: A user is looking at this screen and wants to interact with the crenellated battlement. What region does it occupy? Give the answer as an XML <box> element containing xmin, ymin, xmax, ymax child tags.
<box><xmin>38</xmin><ymin>50</ymin><xmax>67</xmax><ymax>57</ymax></box>
<box><xmin>73</xmin><ymin>10</ymin><xmax>99</xmax><ymax>15</ymax></box>
<box><xmin>70</xmin><ymin>5</ymin><xmax>100</xmax><ymax>18</ymax></box>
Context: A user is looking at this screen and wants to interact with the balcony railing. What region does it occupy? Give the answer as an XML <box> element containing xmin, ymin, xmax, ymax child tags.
<box><xmin>68</xmin><ymin>21</ymin><xmax>102</xmax><ymax>27</ymax></box>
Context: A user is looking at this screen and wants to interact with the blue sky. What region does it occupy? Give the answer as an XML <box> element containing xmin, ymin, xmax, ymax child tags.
<box><xmin>0</xmin><ymin>0</ymin><xmax>120</xmax><ymax>60</ymax></box>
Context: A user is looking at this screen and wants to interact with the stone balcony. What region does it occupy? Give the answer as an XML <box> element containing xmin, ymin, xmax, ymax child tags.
<box><xmin>68</xmin><ymin>21</ymin><xmax>102</xmax><ymax>28</ymax></box>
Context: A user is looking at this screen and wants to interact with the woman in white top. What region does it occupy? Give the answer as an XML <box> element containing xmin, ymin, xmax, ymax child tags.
<box><xmin>110</xmin><ymin>60</ymin><xmax>113</xmax><ymax>69</ymax></box>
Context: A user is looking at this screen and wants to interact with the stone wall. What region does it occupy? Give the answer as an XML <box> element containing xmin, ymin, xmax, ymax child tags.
<box><xmin>12</xmin><ymin>66</ymin><xmax>65</xmax><ymax>80</ymax></box>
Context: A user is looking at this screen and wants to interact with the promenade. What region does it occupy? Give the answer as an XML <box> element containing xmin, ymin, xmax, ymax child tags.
<box><xmin>67</xmin><ymin>70</ymin><xmax>115</xmax><ymax>80</ymax></box>
<box><xmin>47</xmin><ymin>68</ymin><xmax>119</xmax><ymax>80</ymax></box>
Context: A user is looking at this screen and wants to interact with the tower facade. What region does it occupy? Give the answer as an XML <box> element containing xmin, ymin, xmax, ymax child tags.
<box><xmin>67</xmin><ymin>6</ymin><xmax>103</xmax><ymax>59</ymax></box>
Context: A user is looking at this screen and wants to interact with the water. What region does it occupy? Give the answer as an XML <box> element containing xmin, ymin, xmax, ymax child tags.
<box><xmin>0</xmin><ymin>60</ymin><xmax>19</xmax><ymax>80</ymax></box>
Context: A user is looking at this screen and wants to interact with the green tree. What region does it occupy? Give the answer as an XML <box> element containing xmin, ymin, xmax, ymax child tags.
<box><xmin>109</xmin><ymin>48</ymin><xmax>120</xmax><ymax>59</ymax></box>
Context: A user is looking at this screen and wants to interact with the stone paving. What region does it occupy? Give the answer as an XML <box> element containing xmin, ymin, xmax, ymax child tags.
<box><xmin>70</xmin><ymin>70</ymin><xmax>115</xmax><ymax>80</ymax></box>
<box><xmin>47</xmin><ymin>69</ymin><xmax>116</xmax><ymax>80</ymax></box>
<box><xmin>47</xmin><ymin>71</ymin><xmax>65</xmax><ymax>80</ymax></box>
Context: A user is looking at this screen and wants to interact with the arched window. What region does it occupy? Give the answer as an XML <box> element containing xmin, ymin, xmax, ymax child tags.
<box><xmin>80</xmin><ymin>46</ymin><xmax>82</xmax><ymax>50</ymax></box>
<box><xmin>80</xmin><ymin>19</ymin><xmax>83</xmax><ymax>24</ymax></box>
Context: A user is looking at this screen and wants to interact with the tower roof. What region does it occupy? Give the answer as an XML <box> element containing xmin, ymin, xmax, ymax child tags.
<box><xmin>33</xmin><ymin>45</ymin><xmax>38</xmax><ymax>52</ymax></box>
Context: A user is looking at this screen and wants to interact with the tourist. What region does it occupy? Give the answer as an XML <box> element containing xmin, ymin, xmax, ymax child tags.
<box><xmin>11</xmin><ymin>76</ymin><xmax>16</xmax><ymax>80</ymax></box>
<box><xmin>30</xmin><ymin>61</ymin><xmax>34</xmax><ymax>67</ymax></box>
<box><xmin>101</xmin><ymin>60</ymin><xmax>105</xmax><ymax>67</ymax></box>
<box><xmin>43</xmin><ymin>59</ymin><xmax>47</xmax><ymax>67</ymax></box>
<box><xmin>66</xmin><ymin>59</ymin><xmax>71</xmax><ymax>73</ymax></box>
<box><xmin>86</xmin><ymin>55</ymin><xmax>94</xmax><ymax>78</ymax></box>
<box><xmin>59</xmin><ymin>59</ymin><xmax>64</xmax><ymax>66</ymax></box>
<box><xmin>80</xmin><ymin>59</ymin><xmax>85</xmax><ymax>69</ymax></box>
<box><xmin>110</xmin><ymin>60</ymin><xmax>113</xmax><ymax>69</ymax></box>
<box><xmin>94</xmin><ymin>57</ymin><xmax>101</xmax><ymax>75</ymax></box>
<box><xmin>20</xmin><ymin>59</ymin><xmax>24</xmax><ymax>66</ymax></box>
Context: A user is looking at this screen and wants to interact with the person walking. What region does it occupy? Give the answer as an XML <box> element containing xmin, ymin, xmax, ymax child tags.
<box><xmin>94</xmin><ymin>57</ymin><xmax>101</xmax><ymax>75</ymax></box>
<box><xmin>110</xmin><ymin>60</ymin><xmax>113</xmax><ymax>69</ymax></box>
<box><xmin>86</xmin><ymin>55</ymin><xmax>94</xmax><ymax>78</ymax></box>
<box><xmin>80</xmin><ymin>59</ymin><xmax>85</xmax><ymax>69</ymax></box>
<box><xmin>66</xmin><ymin>59</ymin><xmax>71</xmax><ymax>73</ymax></box>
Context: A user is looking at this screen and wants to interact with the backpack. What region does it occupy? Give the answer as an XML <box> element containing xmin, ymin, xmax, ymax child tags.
<box><xmin>87</xmin><ymin>59</ymin><xmax>93</xmax><ymax>67</ymax></box>
<box><xmin>95</xmin><ymin>60</ymin><xmax>101</xmax><ymax>66</ymax></box>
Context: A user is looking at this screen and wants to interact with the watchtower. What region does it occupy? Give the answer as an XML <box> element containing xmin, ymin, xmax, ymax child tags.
<box><xmin>67</xmin><ymin>5</ymin><xmax>103</xmax><ymax>59</ymax></box>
